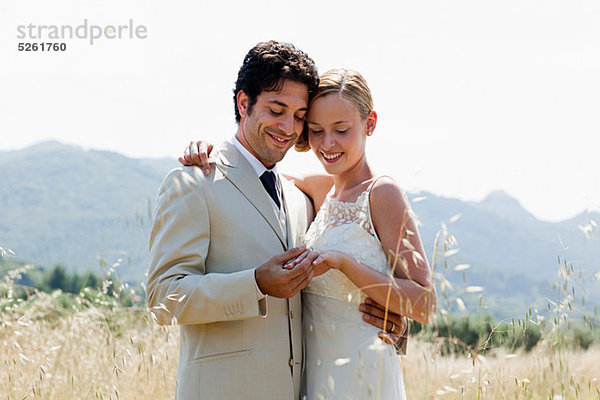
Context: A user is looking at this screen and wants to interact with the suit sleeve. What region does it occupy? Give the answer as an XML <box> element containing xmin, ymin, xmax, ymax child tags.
<box><xmin>146</xmin><ymin>168</ymin><xmax>266</xmax><ymax>326</ymax></box>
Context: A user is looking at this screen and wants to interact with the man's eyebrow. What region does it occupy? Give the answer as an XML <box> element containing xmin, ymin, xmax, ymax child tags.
<box><xmin>268</xmin><ymin>100</ymin><xmax>307</xmax><ymax>112</ymax></box>
<box><xmin>308</xmin><ymin>120</ymin><xmax>350</xmax><ymax>124</ymax></box>
<box><xmin>268</xmin><ymin>100</ymin><xmax>288</xmax><ymax>108</ymax></box>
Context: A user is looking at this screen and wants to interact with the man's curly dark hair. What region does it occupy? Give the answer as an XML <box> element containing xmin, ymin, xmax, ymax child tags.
<box><xmin>233</xmin><ymin>41</ymin><xmax>319</xmax><ymax>124</ymax></box>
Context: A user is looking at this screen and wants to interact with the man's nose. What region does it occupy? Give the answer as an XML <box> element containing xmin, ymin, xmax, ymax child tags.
<box><xmin>279</xmin><ymin>114</ymin><xmax>295</xmax><ymax>135</ymax></box>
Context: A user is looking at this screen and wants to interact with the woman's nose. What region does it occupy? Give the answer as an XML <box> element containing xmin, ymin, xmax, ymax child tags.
<box><xmin>322</xmin><ymin>132</ymin><xmax>336</xmax><ymax>149</ymax></box>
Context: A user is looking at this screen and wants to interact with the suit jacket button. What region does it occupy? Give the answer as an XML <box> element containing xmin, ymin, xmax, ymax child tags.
<box><xmin>289</xmin><ymin>311</ymin><xmax>294</xmax><ymax>319</ymax></box>
<box><xmin>289</xmin><ymin>358</ymin><xmax>294</xmax><ymax>367</ymax></box>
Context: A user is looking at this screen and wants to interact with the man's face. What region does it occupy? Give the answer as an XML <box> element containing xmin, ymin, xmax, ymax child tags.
<box><xmin>237</xmin><ymin>79</ymin><xmax>309</xmax><ymax>168</ymax></box>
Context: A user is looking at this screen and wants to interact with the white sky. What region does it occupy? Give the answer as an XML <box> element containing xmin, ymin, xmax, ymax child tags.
<box><xmin>1</xmin><ymin>0</ymin><xmax>599</xmax><ymax>222</ymax></box>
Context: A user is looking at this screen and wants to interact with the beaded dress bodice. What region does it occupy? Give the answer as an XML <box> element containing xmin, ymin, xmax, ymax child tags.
<box><xmin>303</xmin><ymin>187</ymin><xmax>389</xmax><ymax>305</ymax></box>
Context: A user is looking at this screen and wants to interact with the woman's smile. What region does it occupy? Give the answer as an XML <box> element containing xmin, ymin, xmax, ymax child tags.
<box><xmin>320</xmin><ymin>151</ymin><xmax>344</xmax><ymax>163</ymax></box>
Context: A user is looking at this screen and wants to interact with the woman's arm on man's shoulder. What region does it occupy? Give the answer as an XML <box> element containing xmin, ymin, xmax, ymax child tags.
<box><xmin>281</xmin><ymin>173</ymin><xmax>333</xmax><ymax>211</ymax></box>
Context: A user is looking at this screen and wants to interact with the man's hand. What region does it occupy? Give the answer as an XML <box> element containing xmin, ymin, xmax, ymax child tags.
<box><xmin>178</xmin><ymin>140</ymin><xmax>213</xmax><ymax>175</ymax></box>
<box><xmin>255</xmin><ymin>246</ymin><xmax>317</xmax><ymax>298</ymax></box>
<box><xmin>359</xmin><ymin>297</ymin><xmax>408</xmax><ymax>345</ymax></box>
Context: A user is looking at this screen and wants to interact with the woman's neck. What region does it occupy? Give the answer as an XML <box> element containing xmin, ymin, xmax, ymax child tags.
<box><xmin>331</xmin><ymin>155</ymin><xmax>374</xmax><ymax>198</ymax></box>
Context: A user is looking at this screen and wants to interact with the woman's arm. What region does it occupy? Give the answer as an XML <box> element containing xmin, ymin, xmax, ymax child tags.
<box><xmin>178</xmin><ymin>140</ymin><xmax>334</xmax><ymax>209</ymax></box>
<box><xmin>312</xmin><ymin>178</ymin><xmax>436</xmax><ymax>324</ymax></box>
<box><xmin>281</xmin><ymin>174</ymin><xmax>333</xmax><ymax>211</ymax></box>
<box><xmin>371</xmin><ymin>177</ymin><xmax>436</xmax><ymax>322</ymax></box>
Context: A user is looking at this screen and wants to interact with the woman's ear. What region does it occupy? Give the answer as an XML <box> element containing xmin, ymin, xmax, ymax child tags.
<box><xmin>366</xmin><ymin>110</ymin><xmax>377</xmax><ymax>136</ymax></box>
<box><xmin>237</xmin><ymin>90</ymin><xmax>249</xmax><ymax>119</ymax></box>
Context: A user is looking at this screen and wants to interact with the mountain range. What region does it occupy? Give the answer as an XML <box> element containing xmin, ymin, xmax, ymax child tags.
<box><xmin>1</xmin><ymin>141</ymin><xmax>598</xmax><ymax>318</ymax></box>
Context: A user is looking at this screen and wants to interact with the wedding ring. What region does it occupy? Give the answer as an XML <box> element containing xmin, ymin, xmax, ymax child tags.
<box><xmin>387</xmin><ymin>322</ymin><xmax>396</xmax><ymax>334</ymax></box>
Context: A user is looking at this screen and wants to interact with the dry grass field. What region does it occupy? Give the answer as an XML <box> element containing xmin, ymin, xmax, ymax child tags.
<box><xmin>1</xmin><ymin>292</ymin><xmax>599</xmax><ymax>400</ymax></box>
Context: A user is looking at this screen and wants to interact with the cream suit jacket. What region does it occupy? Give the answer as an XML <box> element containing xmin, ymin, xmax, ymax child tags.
<box><xmin>147</xmin><ymin>140</ymin><xmax>313</xmax><ymax>400</ymax></box>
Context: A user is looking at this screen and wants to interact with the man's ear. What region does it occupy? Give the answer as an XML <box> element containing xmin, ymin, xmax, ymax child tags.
<box><xmin>366</xmin><ymin>111</ymin><xmax>377</xmax><ymax>135</ymax></box>
<box><xmin>237</xmin><ymin>90</ymin><xmax>249</xmax><ymax>119</ymax></box>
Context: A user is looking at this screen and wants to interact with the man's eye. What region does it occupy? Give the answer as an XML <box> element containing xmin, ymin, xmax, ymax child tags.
<box><xmin>270</xmin><ymin>109</ymin><xmax>283</xmax><ymax>116</ymax></box>
<box><xmin>295</xmin><ymin>115</ymin><xmax>305</xmax><ymax>122</ymax></box>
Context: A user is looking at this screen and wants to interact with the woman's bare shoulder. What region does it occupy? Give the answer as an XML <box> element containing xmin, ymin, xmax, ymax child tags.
<box><xmin>369</xmin><ymin>176</ymin><xmax>408</xmax><ymax>211</ymax></box>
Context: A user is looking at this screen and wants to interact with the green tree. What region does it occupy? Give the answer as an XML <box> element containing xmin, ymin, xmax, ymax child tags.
<box><xmin>46</xmin><ymin>264</ymin><xmax>69</xmax><ymax>291</ymax></box>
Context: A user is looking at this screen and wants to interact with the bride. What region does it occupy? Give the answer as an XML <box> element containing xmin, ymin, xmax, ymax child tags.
<box><xmin>182</xmin><ymin>69</ymin><xmax>436</xmax><ymax>399</ymax></box>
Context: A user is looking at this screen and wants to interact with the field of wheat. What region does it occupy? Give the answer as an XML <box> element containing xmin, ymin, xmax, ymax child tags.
<box><xmin>1</xmin><ymin>290</ymin><xmax>599</xmax><ymax>400</ymax></box>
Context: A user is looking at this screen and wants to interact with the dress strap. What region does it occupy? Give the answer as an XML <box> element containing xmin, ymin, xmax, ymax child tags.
<box><xmin>366</xmin><ymin>175</ymin><xmax>392</xmax><ymax>194</ymax></box>
<box><xmin>364</xmin><ymin>176</ymin><xmax>394</xmax><ymax>242</ymax></box>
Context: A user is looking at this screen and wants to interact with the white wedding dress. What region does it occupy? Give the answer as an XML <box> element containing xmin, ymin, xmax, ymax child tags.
<box><xmin>302</xmin><ymin>182</ymin><xmax>406</xmax><ymax>400</ymax></box>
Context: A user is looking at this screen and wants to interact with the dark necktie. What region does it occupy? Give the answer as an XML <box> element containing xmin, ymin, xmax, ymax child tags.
<box><xmin>260</xmin><ymin>171</ymin><xmax>281</xmax><ymax>209</ymax></box>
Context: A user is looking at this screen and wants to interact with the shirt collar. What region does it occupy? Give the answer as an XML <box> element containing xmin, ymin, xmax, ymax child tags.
<box><xmin>232</xmin><ymin>136</ymin><xmax>279</xmax><ymax>177</ymax></box>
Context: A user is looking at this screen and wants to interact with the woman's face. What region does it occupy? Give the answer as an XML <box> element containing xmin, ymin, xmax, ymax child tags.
<box><xmin>307</xmin><ymin>94</ymin><xmax>371</xmax><ymax>176</ymax></box>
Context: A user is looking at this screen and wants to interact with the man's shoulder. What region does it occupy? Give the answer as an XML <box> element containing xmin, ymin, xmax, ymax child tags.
<box><xmin>158</xmin><ymin>166</ymin><xmax>209</xmax><ymax>196</ymax></box>
<box><xmin>280</xmin><ymin>176</ymin><xmax>308</xmax><ymax>198</ymax></box>
<box><xmin>163</xmin><ymin>165</ymin><xmax>208</xmax><ymax>182</ymax></box>
<box><xmin>280</xmin><ymin>177</ymin><xmax>313</xmax><ymax>214</ymax></box>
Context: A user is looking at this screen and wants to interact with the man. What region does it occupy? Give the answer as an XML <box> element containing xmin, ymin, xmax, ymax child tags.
<box><xmin>147</xmin><ymin>41</ymin><xmax>406</xmax><ymax>400</ymax></box>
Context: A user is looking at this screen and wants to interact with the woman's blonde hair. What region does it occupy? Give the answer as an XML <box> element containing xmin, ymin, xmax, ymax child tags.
<box><xmin>295</xmin><ymin>68</ymin><xmax>374</xmax><ymax>152</ymax></box>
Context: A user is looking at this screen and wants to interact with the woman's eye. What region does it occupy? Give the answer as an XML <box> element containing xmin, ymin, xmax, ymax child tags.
<box><xmin>336</xmin><ymin>129</ymin><xmax>348</xmax><ymax>134</ymax></box>
<box><xmin>310</xmin><ymin>129</ymin><xmax>323</xmax><ymax>135</ymax></box>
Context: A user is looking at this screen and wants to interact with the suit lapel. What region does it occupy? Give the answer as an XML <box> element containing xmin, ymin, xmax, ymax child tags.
<box><xmin>216</xmin><ymin>141</ymin><xmax>287</xmax><ymax>248</ymax></box>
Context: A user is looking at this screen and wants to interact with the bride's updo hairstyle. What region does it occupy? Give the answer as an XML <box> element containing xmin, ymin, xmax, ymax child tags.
<box><xmin>295</xmin><ymin>68</ymin><xmax>373</xmax><ymax>152</ymax></box>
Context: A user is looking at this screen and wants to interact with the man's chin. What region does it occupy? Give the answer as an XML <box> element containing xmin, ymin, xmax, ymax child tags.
<box><xmin>267</xmin><ymin>150</ymin><xmax>288</xmax><ymax>164</ymax></box>
<box><xmin>265</xmin><ymin>144</ymin><xmax>293</xmax><ymax>163</ymax></box>
<box><xmin>252</xmin><ymin>148</ymin><xmax>286</xmax><ymax>167</ymax></box>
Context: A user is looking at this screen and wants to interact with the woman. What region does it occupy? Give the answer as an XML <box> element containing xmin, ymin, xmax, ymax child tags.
<box><xmin>182</xmin><ymin>69</ymin><xmax>436</xmax><ymax>399</ymax></box>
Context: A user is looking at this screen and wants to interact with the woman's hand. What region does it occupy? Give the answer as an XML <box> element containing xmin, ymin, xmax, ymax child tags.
<box><xmin>285</xmin><ymin>249</ymin><xmax>346</xmax><ymax>277</ymax></box>
<box><xmin>178</xmin><ymin>140</ymin><xmax>214</xmax><ymax>175</ymax></box>
<box><xmin>311</xmin><ymin>250</ymin><xmax>348</xmax><ymax>276</ymax></box>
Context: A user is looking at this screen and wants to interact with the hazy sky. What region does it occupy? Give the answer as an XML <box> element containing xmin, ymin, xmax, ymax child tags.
<box><xmin>1</xmin><ymin>0</ymin><xmax>599</xmax><ymax>222</ymax></box>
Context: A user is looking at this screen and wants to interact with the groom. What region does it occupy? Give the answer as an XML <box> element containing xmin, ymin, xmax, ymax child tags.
<box><xmin>147</xmin><ymin>41</ymin><xmax>405</xmax><ymax>400</ymax></box>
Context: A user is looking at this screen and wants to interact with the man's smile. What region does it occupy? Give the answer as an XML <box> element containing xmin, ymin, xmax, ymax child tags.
<box><xmin>266</xmin><ymin>131</ymin><xmax>293</xmax><ymax>147</ymax></box>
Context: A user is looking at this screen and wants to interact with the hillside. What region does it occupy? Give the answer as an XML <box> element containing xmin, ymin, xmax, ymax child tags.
<box><xmin>409</xmin><ymin>190</ymin><xmax>600</xmax><ymax>316</ymax></box>
<box><xmin>0</xmin><ymin>141</ymin><xmax>177</xmax><ymax>280</ymax></box>
<box><xmin>1</xmin><ymin>141</ymin><xmax>598</xmax><ymax>317</ymax></box>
